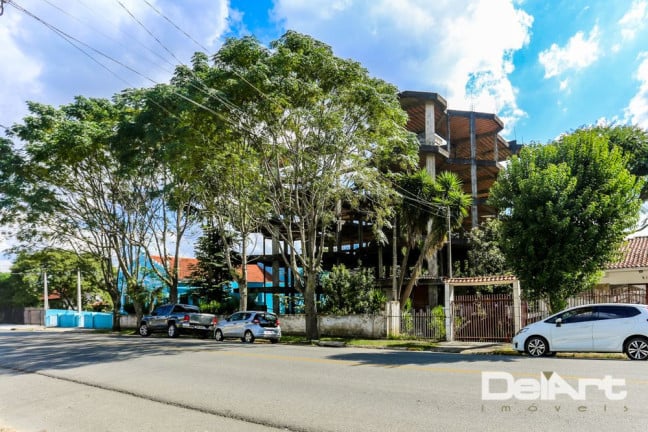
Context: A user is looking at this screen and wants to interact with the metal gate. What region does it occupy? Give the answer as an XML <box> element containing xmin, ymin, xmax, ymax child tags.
<box><xmin>451</xmin><ymin>294</ymin><xmax>515</xmax><ymax>342</ymax></box>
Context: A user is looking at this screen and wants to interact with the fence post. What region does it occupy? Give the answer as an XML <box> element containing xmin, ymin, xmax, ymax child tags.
<box><xmin>385</xmin><ymin>301</ymin><xmax>400</xmax><ymax>337</ymax></box>
<box><xmin>512</xmin><ymin>280</ymin><xmax>521</xmax><ymax>334</ymax></box>
<box><xmin>444</xmin><ymin>281</ymin><xmax>454</xmax><ymax>342</ymax></box>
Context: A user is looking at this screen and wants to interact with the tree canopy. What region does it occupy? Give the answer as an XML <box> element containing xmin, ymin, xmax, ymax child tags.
<box><xmin>489</xmin><ymin>128</ymin><xmax>643</xmax><ymax>312</ymax></box>
<box><xmin>170</xmin><ymin>31</ymin><xmax>420</xmax><ymax>338</ymax></box>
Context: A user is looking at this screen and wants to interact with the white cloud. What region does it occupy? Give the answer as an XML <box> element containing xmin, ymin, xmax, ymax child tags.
<box><xmin>619</xmin><ymin>0</ymin><xmax>648</xmax><ymax>41</ymax></box>
<box><xmin>272</xmin><ymin>0</ymin><xmax>533</xmax><ymax>137</ymax></box>
<box><xmin>538</xmin><ymin>25</ymin><xmax>601</xmax><ymax>78</ymax></box>
<box><xmin>559</xmin><ymin>79</ymin><xmax>570</xmax><ymax>92</ymax></box>
<box><xmin>0</xmin><ymin>10</ymin><xmax>43</xmax><ymax>129</ymax></box>
<box><xmin>625</xmin><ymin>53</ymin><xmax>648</xmax><ymax>129</ymax></box>
<box><xmin>0</xmin><ymin>0</ymin><xmax>230</xmax><ymax>128</ymax></box>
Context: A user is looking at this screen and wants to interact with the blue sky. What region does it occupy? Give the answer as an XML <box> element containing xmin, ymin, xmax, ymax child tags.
<box><xmin>1</xmin><ymin>0</ymin><xmax>647</xmax><ymax>144</ymax></box>
<box><xmin>1</xmin><ymin>0</ymin><xmax>648</xmax><ymax>269</ymax></box>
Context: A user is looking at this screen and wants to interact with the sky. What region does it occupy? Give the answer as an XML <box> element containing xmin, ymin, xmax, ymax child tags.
<box><xmin>1</xmin><ymin>0</ymin><xmax>648</xmax><ymax>269</ymax></box>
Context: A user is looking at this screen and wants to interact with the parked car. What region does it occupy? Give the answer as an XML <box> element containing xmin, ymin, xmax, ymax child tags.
<box><xmin>138</xmin><ymin>303</ymin><xmax>218</xmax><ymax>338</ymax></box>
<box><xmin>214</xmin><ymin>311</ymin><xmax>281</xmax><ymax>343</ymax></box>
<box><xmin>512</xmin><ymin>303</ymin><xmax>648</xmax><ymax>360</ymax></box>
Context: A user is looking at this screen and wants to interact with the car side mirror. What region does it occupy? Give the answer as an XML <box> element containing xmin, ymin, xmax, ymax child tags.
<box><xmin>555</xmin><ymin>318</ymin><xmax>562</xmax><ymax>327</ymax></box>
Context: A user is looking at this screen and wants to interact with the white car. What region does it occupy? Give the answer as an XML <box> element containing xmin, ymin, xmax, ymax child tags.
<box><xmin>512</xmin><ymin>303</ymin><xmax>648</xmax><ymax>360</ymax></box>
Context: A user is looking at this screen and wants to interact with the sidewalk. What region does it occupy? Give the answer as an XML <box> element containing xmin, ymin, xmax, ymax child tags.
<box><xmin>428</xmin><ymin>340</ymin><xmax>514</xmax><ymax>354</ymax></box>
<box><xmin>0</xmin><ymin>324</ymin><xmax>515</xmax><ymax>354</ymax></box>
<box><xmin>0</xmin><ymin>324</ymin><xmax>93</xmax><ymax>333</ymax></box>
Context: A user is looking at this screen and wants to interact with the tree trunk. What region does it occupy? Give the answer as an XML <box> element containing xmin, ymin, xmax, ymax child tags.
<box><xmin>399</xmin><ymin>235</ymin><xmax>441</xmax><ymax>308</ymax></box>
<box><xmin>304</xmin><ymin>272</ymin><xmax>320</xmax><ymax>340</ymax></box>
<box><xmin>240</xmin><ymin>240</ymin><xmax>248</xmax><ymax>311</ymax></box>
<box><xmin>169</xmin><ymin>272</ymin><xmax>178</xmax><ymax>304</ymax></box>
<box><xmin>111</xmin><ymin>293</ymin><xmax>122</xmax><ymax>331</ymax></box>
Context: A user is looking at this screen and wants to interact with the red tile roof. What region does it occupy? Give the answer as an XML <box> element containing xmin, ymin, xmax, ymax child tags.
<box><xmin>444</xmin><ymin>275</ymin><xmax>518</xmax><ymax>285</ymax></box>
<box><xmin>236</xmin><ymin>264</ymin><xmax>272</xmax><ymax>283</ymax></box>
<box><xmin>606</xmin><ymin>237</ymin><xmax>648</xmax><ymax>269</ymax></box>
<box><xmin>150</xmin><ymin>256</ymin><xmax>198</xmax><ymax>280</ymax></box>
<box><xmin>151</xmin><ymin>257</ymin><xmax>271</xmax><ymax>283</ymax></box>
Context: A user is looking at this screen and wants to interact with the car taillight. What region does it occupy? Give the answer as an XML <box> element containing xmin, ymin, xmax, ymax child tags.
<box><xmin>183</xmin><ymin>314</ymin><xmax>190</xmax><ymax>322</ymax></box>
<box><xmin>212</xmin><ymin>317</ymin><xmax>218</xmax><ymax>324</ymax></box>
<box><xmin>276</xmin><ymin>319</ymin><xmax>280</xmax><ymax>325</ymax></box>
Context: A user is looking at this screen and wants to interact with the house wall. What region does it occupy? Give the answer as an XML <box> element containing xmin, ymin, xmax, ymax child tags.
<box><xmin>270</xmin><ymin>314</ymin><xmax>387</xmax><ymax>339</ymax></box>
<box><xmin>598</xmin><ymin>268</ymin><xmax>648</xmax><ymax>285</ymax></box>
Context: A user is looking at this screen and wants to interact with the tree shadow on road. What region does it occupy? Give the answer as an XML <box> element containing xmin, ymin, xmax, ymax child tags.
<box><xmin>325</xmin><ymin>350</ymin><xmax>519</xmax><ymax>367</ymax></box>
<box><xmin>0</xmin><ymin>332</ymin><xmax>228</xmax><ymax>373</ymax></box>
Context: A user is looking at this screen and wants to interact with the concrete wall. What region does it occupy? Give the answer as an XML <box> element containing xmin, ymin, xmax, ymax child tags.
<box><xmin>121</xmin><ymin>313</ymin><xmax>387</xmax><ymax>338</ymax></box>
<box><xmin>279</xmin><ymin>314</ymin><xmax>387</xmax><ymax>339</ymax></box>
<box><xmin>120</xmin><ymin>314</ymin><xmax>139</xmax><ymax>329</ymax></box>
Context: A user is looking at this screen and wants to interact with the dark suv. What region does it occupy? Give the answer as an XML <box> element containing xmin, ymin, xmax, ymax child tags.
<box><xmin>214</xmin><ymin>311</ymin><xmax>281</xmax><ymax>343</ymax></box>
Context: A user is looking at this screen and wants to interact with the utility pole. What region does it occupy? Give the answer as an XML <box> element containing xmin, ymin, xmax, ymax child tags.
<box><xmin>43</xmin><ymin>268</ymin><xmax>49</xmax><ymax>311</ymax></box>
<box><xmin>77</xmin><ymin>268</ymin><xmax>84</xmax><ymax>328</ymax></box>
<box><xmin>446</xmin><ymin>206</ymin><xmax>452</xmax><ymax>279</ymax></box>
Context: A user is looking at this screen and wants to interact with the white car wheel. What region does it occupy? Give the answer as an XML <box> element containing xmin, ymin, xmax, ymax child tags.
<box><xmin>525</xmin><ymin>336</ymin><xmax>549</xmax><ymax>357</ymax></box>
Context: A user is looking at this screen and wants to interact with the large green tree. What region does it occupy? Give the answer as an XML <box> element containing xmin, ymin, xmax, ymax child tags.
<box><xmin>588</xmin><ymin>124</ymin><xmax>648</xmax><ymax>230</ymax></box>
<box><xmin>8</xmin><ymin>97</ymin><xmax>162</xmax><ymax>329</ymax></box>
<box><xmin>0</xmin><ymin>137</ymin><xmax>25</xmax><ymax>225</ymax></box>
<box><xmin>114</xmin><ymin>87</ymin><xmax>201</xmax><ymax>306</ymax></box>
<box><xmin>489</xmin><ymin>129</ymin><xmax>643</xmax><ymax>312</ymax></box>
<box><xmin>1</xmin><ymin>249</ymin><xmax>105</xmax><ymax>309</ymax></box>
<box><xmin>193</xmin><ymin>32</ymin><xmax>419</xmax><ymax>339</ymax></box>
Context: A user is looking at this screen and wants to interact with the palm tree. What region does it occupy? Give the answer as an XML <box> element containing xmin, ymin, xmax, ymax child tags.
<box><xmin>396</xmin><ymin>170</ymin><xmax>470</xmax><ymax>307</ymax></box>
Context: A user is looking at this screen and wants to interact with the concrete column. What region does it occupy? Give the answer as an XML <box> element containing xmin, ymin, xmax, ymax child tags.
<box><xmin>391</xmin><ymin>216</ymin><xmax>398</xmax><ymax>302</ymax></box>
<box><xmin>470</xmin><ymin>112</ymin><xmax>478</xmax><ymax>228</ymax></box>
<box><xmin>425</xmin><ymin>102</ymin><xmax>436</xmax><ymax>146</ymax></box>
<box><xmin>425</xmin><ymin>154</ymin><xmax>436</xmax><ymax>178</ymax></box>
<box><xmin>512</xmin><ymin>280</ymin><xmax>522</xmax><ymax>334</ymax></box>
<box><xmin>425</xmin><ymin>154</ymin><xmax>439</xmax><ymax>279</ymax></box>
<box><xmin>444</xmin><ymin>281</ymin><xmax>455</xmax><ymax>341</ymax></box>
<box><xmin>446</xmin><ymin>112</ymin><xmax>451</xmax><ymax>154</ymax></box>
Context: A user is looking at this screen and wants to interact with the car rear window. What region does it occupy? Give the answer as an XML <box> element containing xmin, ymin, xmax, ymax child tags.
<box><xmin>596</xmin><ymin>305</ymin><xmax>641</xmax><ymax>319</ymax></box>
<box><xmin>259</xmin><ymin>313</ymin><xmax>277</xmax><ymax>322</ymax></box>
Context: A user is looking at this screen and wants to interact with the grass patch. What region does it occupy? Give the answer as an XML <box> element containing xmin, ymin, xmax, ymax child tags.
<box><xmin>345</xmin><ymin>339</ymin><xmax>438</xmax><ymax>351</ymax></box>
<box><xmin>280</xmin><ymin>335</ymin><xmax>438</xmax><ymax>351</ymax></box>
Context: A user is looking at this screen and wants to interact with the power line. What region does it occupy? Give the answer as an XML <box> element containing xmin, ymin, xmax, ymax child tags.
<box><xmin>115</xmin><ymin>0</ymin><xmax>183</xmax><ymax>67</ymax></box>
<box><xmin>109</xmin><ymin>0</ymin><xmax>257</xmax><ymax>131</ymax></box>
<box><xmin>139</xmin><ymin>0</ymin><xmax>274</xmax><ymax>105</ymax></box>
<box><xmin>142</xmin><ymin>0</ymin><xmax>208</xmax><ymax>52</ymax></box>
<box><xmin>7</xmin><ymin>1</ymin><xmax>256</xmax><ymax>138</ymax></box>
<box><xmin>39</xmin><ymin>0</ymin><xmax>175</xmax><ymax>74</ymax></box>
<box><xmin>8</xmin><ymin>1</ymin><xmax>145</xmax><ymax>88</ymax></box>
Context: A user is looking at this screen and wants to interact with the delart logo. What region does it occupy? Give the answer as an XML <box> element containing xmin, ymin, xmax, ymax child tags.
<box><xmin>481</xmin><ymin>371</ymin><xmax>627</xmax><ymax>401</ymax></box>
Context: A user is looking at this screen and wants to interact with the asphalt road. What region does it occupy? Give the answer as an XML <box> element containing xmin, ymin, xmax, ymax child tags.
<box><xmin>1</xmin><ymin>331</ymin><xmax>647</xmax><ymax>431</ymax></box>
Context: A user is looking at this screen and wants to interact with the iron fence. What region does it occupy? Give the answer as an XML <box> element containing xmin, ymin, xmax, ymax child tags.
<box><xmin>398</xmin><ymin>308</ymin><xmax>446</xmax><ymax>340</ymax></box>
<box><xmin>451</xmin><ymin>294</ymin><xmax>514</xmax><ymax>342</ymax></box>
